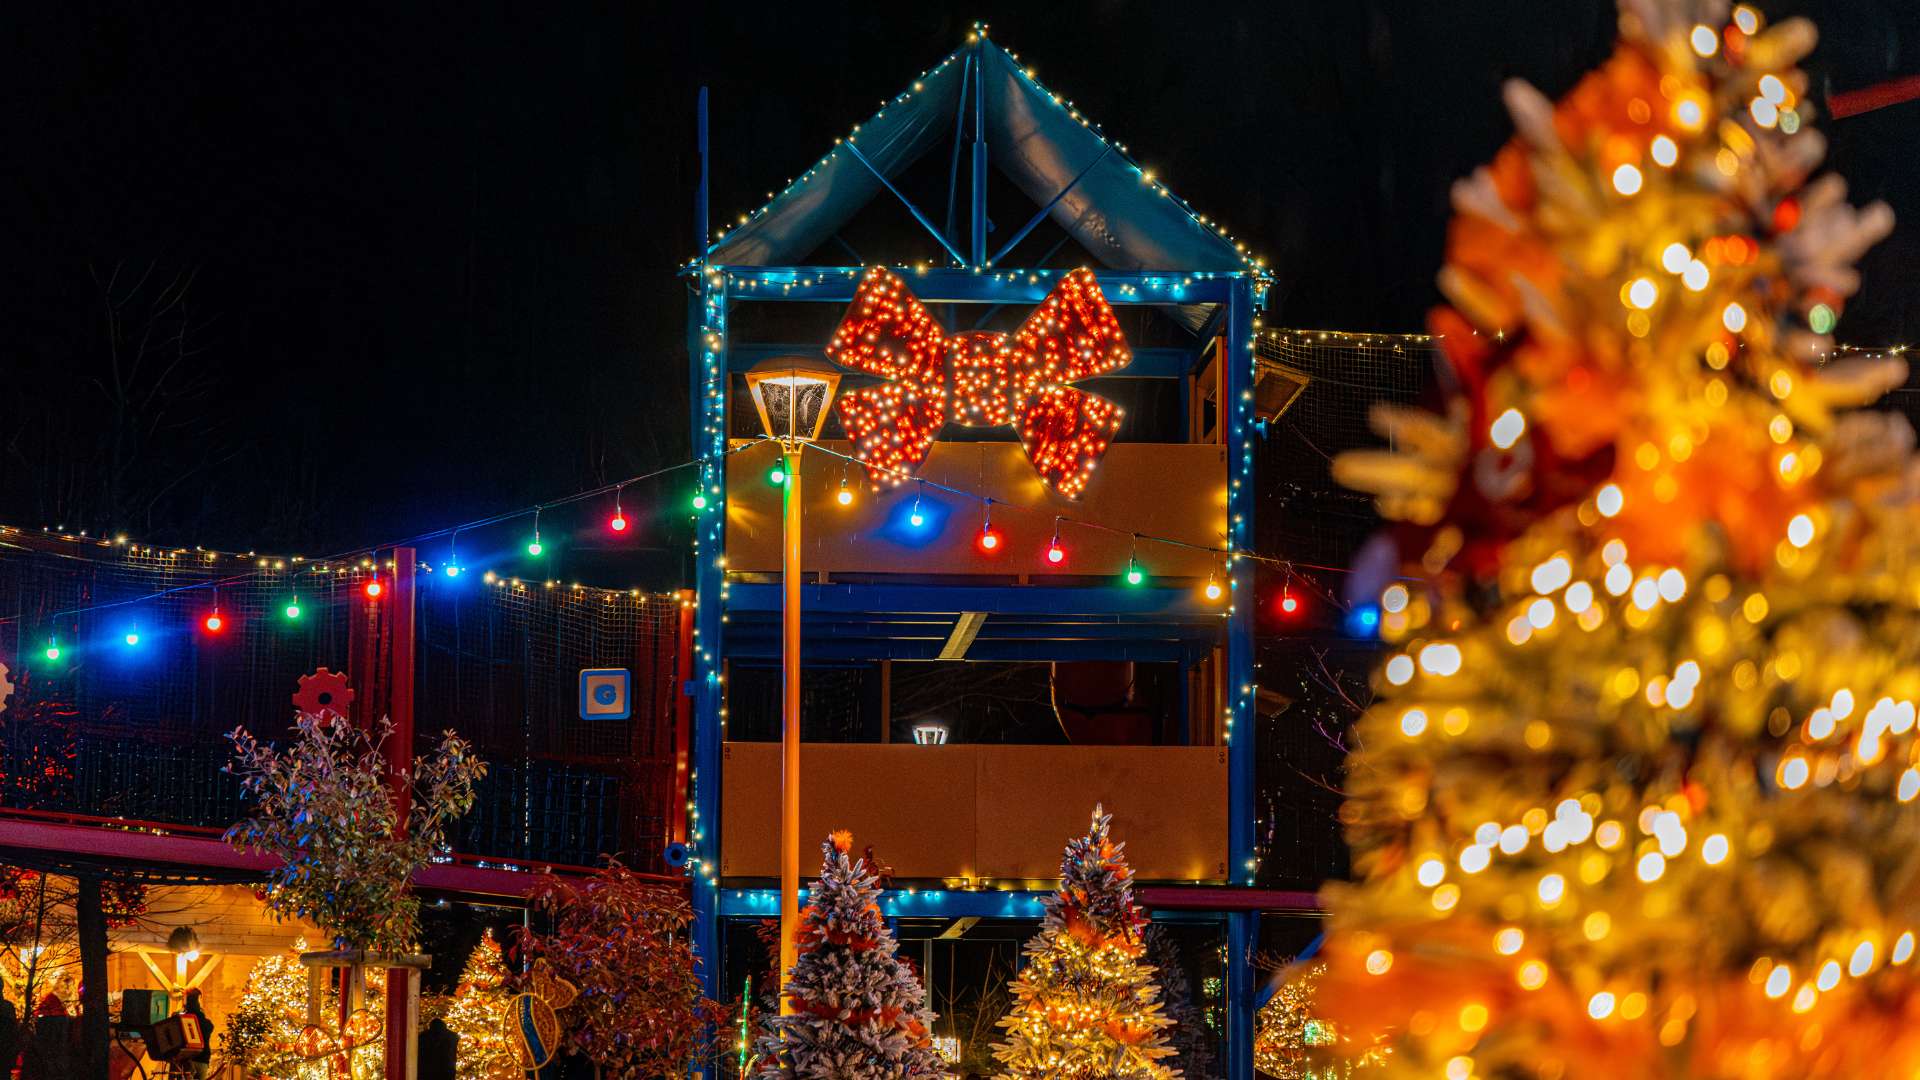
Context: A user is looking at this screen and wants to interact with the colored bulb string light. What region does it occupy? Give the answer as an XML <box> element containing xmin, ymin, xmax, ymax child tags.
<box><xmin>7</xmin><ymin>444</ymin><xmax>756</xmax><ymax>626</ymax></box>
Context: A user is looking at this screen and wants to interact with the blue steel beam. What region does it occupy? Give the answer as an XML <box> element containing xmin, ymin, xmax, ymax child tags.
<box><xmin>725</xmin><ymin>343</ymin><xmax>1199</xmax><ymax>378</ymax></box>
<box><xmin>988</xmin><ymin>145</ymin><xmax>1112</xmax><ymax>267</ymax></box>
<box><xmin>841</xmin><ymin>140</ymin><xmax>970</xmax><ymax>266</ymax></box>
<box><xmin>722</xmin><ymin>886</ymin><xmax>1051</xmax><ymax>920</ymax></box>
<box><xmin>717</xmin><ymin>639</ymin><xmax>1201</xmax><ymax>663</ymax></box>
<box><xmin>1224</xmin><ymin>274</ymin><xmax>1259</xmax><ymax>1080</ymax></box>
<box><xmin>723</xmin><ymin>582</ymin><xmax>1222</xmax><ymax>618</ymax></box>
<box><xmin>943</xmin><ymin>54</ymin><xmax>972</xmax><ymax>244</ymax></box>
<box><xmin>713</xmin><ymin>266</ymin><xmax>1243</xmax><ymax>305</ymax></box>
<box><xmin>688</xmin><ymin>272</ymin><xmax>730</xmax><ymax>1003</ymax></box>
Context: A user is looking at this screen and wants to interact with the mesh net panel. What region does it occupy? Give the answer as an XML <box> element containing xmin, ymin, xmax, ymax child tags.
<box><xmin>1254</xmin><ymin>329</ymin><xmax>1436</xmax><ymax>567</ymax></box>
<box><xmin>0</xmin><ymin>530</ymin><xmax>683</xmax><ymax>871</ymax></box>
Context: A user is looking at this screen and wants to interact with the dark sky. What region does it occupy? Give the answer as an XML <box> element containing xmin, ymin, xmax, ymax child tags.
<box><xmin>6</xmin><ymin>2</ymin><xmax>1918</xmax><ymax>576</ymax></box>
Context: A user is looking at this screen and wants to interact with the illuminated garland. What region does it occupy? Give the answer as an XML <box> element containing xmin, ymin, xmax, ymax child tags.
<box><xmin>1317</xmin><ymin>1</ymin><xmax>1917</xmax><ymax>1076</ymax></box>
<box><xmin>828</xmin><ymin>266</ymin><xmax>1130</xmax><ymax>499</ymax></box>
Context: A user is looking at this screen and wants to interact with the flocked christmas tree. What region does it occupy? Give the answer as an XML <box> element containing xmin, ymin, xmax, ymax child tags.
<box><xmin>753</xmin><ymin>831</ymin><xmax>945</xmax><ymax>1079</ymax></box>
<box><xmin>993</xmin><ymin>806</ymin><xmax>1178</xmax><ymax>1079</ymax></box>
<box><xmin>1317</xmin><ymin>0</ymin><xmax>1915</xmax><ymax>1076</ymax></box>
<box><xmin>1143</xmin><ymin>927</ymin><xmax>1214</xmax><ymax>1080</ymax></box>
<box><xmin>443</xmin><ymin>929</ymin><xmax>519</xmax><ymax>1080</ymax></box>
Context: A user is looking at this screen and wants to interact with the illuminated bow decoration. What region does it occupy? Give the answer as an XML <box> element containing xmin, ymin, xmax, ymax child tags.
<box><xmin>826</xmin><ymin>266</ymin><xmax>1131</xmax><ymax>499</ymax></box>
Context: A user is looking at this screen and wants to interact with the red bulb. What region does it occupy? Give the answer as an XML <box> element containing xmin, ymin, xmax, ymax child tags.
<box><xmin>1046</xmin><ymin>543</ymin><xmax>1065</xmax><ymax>565</ymax></box>
<box><xmin>610</xmin><ymin>514</ymin><xmax>628</xmax><ymax>532</ymax></box>
<box><xmin>978</xmin><ymin>527</ymin><xmax>1001</xmax><ymax>553</ymax></box>
<box><xmin>204</xmin><ymin>613</ymin><xmax>224</xmax><ymax>633</ymax></box>
<box><xmin>365</xmin><ymin>579</ymin><xmax>383</xmax><ymax>599</ymax></box>
<box><xmin>1281</xmin><ymin>594</ymin><xmax>1299</xmax><ymax>614</ymax></box>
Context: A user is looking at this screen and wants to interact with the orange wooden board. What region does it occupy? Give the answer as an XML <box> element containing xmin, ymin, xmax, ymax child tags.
<box><xmin>720</xmin><ymin>743</ymin><xmax>1226</xmax><ymax>883</ymax></box>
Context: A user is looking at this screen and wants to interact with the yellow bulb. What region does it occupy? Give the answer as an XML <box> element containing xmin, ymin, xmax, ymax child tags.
<box><xmin>836</xmin><ymin>487</ymin><xmax>854</xmax><ymax>506</ymax></box>
<box><xmin>1400</xmin><ymin>709</ymin><xmax>1429</xmax><ymax>737</ymax></box>
<box><xmin>1651</xmin><ymin>135</ymin><xmax>1679</xmax><ymax>167</ymax></box>
<box><xmin>1518</xmin><ymin>960</ymin><xmax>1548</xmax><ymax>990</ymax></box>
<box><xmin>1674</xmin><ymin>98</ymin><xmax>1706</xmax><ymax>130</ymax></box>
<box><xmin>1612</xmin><ymin>164</ymin><xmax>1644</xmax><ymax>196</ymax></box>
<box><xmin>1596</xmin><ymin>483</ymin><xmax>1624</xmax><ymax>517</ymax></box>
<box><xmin>1690</xmin><ymin>24</ymin><xmax>1719</xmax><ymax>56</ymax></box>
<box><xmin>1589</xmin><ymin>991</ymin><xmax>1616</xmax><ymax>1020</ymax></box>
<box><xmin>1701</xmin><ymin>833</ymin><xmax>1730</xmax><ymax>864</ymax></box>
<box><xmin>1489</xmin><ymin>408</ymin><xmax>1526</xmax><ymax>449</ymax></box>
<box><xmin>1765</xmin><ymin>964</ymin><xmax>1792</xmax><ymax>998</ymax></box>
<box><xmin>1786</xmin><ymin>513</ymin><xmax>1815</xmax><ymax>548</ymax></box>
<box><xmin>1758</xmin><ymin>74</ymin><xmax>1787</xmax><ymax>105</ymax></box>
<box><xmin>1627</xmin><ymin>277</ymin><xmax>1658</xmax><ymax>309</ymax></box>
<box><xmin>1683</xmin><ymin>260</ymin><xmax>1710</xmax><ymax>291</ymax></box>
<box><xmin>1458</xmin><ymin>1002</ymin><xmax>1488</xmax><ymax>1032</ymax></box>
<box><xmin>1494</xmin><ymin>927</ymin><xmax>1525</xmax><ymax>955</ymax></box>
<box><xmin>1418</xmin><ymin>642</ymin><xmax>1463</xmax><ymax>676</ymax></box>
<box><xmin>1365</xmin><ymin>949</ymin><xmax>1393</xmax><ymax>975</ymax></box>
<box><xmin>1661</xmin><ymin>243</ymin><xmax>1691</xmax><ymax>273</ymax></box>
<box><xmin>1583</xmin><ymin>911</ymin><xmax>1611</xmax><ymax>941</ymax></box>
<box><xmin>1722</xmin><ymin>302</ymin><xmax>1748</xmax><ymax>333</ymax></box>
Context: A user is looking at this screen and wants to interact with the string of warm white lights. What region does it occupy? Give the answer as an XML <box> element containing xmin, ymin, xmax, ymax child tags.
<box><xmin>695</xmin><ymin>23</ymin><xmax>1270</xmax><ymax>276</ymax></box>
<box><xmin>0</xmin><ymin>447</ymin><xmax>759</xmax><ymax>631</ymax></box>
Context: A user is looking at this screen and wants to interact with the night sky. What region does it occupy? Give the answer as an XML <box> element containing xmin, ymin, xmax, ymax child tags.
<box><xmin>7</xmin><ymin>2</ymin><xmax>1918</xmax><ymax>578</ymax></box>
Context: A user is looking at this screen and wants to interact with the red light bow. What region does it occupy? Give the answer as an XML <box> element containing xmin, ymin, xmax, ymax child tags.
<box><xmin>826</xmin><ymin>266</ymin><xmax>1131</xmax><ymax>499</ymax></box>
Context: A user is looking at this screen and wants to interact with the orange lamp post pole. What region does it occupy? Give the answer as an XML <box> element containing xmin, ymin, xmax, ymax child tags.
<box><xmin>779</xmin><ymin>443</ymin><xmax>803</xmax><ymax>1014</ymax></box>
<box><xmin>744</xmin><ymin>356</ymin><xmax>838</xmax><ymax>1018</ymax></box>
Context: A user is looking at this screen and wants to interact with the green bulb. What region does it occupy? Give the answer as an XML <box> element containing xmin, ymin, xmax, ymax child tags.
<box><xmin>1809</xmin><ymin>303</ymin><xmax>1836</xmax><ymax>335</ymax></box>
<box><xmin>45</xmin><ymin>644</ymin><xmax>60</xmax><ymax>661</ymax></box>
<box><xmin>768</xmin><ymin>465</ymin><xmax>787</xmax><ymax>485</ymax></box>
<box><xmin>692</xmin><ymin>493</ymin><xmax>709</xmax><ymax>510</ymax></box>
<box><xmin>527</xmin><ymin>540</ymin><xmax>544</xmax><ymax>556</ymax></box>
<box><xmin>1126</xmin><ymin>566</ymin><xmax>1144</xmax><ymax>586</ymax></box>
<box><xmin>285</xmin><ymin>602</ymin><xmax>301</xmax><ymax>620</ymax></box>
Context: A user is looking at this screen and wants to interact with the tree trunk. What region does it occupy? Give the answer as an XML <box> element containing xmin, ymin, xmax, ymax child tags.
<box><xmin>76</xmin><ymin>875</ymin><xmax>109</xmax><ymax>1080</ymax></box>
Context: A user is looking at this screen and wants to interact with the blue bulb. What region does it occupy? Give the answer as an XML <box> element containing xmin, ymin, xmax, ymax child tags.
<box><xmin>1346</xmin><ymin>604</ymin><xmax>1382</xmax><ymax>638</ymax></box>
<box><xmin>909</xmin><ymin>511</ymin><xmax>925</xmax><ymax>527</ymax></box>
<box><xmin>445</xmin><ymin>565</ymin><xmax>460</xmax><ymax>578</ymax></box>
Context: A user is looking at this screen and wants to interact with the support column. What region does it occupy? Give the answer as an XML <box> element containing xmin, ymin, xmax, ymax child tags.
<box><xmin>1224</xmin><ymin>277</ymin><xmax>1258</xmax><ymax>1080</ymax></box>
<box><xmin>689</xmin><ymin>271</ymin><xmax>731</xmax><ymax>1023</ymax></box>
<box><xmin>385</xmin><ymin>547</ymin><xmax>418</xmax><ymax>1080</ymax></box>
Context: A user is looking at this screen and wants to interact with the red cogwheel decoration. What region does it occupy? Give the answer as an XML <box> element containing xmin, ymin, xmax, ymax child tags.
<box><xmin>292</xmin><ymin>667</ymin><xmax>354</xmax><ymax>723</ymax></box>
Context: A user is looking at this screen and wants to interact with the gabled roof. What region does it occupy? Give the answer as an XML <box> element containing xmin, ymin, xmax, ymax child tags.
<box><xmin>704</xmin><ymin>27</ymin><xmax>1265</xmax><ymax>277</ymax></box>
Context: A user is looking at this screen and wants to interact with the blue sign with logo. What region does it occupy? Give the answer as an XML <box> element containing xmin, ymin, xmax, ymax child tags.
<box><xmin>578</xmin><ymin>668</ymin><xmax>631</xmax><ymax>720</ymax></box>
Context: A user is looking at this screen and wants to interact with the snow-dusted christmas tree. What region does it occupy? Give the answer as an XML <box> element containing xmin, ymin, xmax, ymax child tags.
<box><xmin>443</xmin><ymin>929</ymin><xmax>518</xmax><ymax>1080</ymax></box>
<box><xmin>1144</xmin><ymin>926</ymin><xmax>1214</xmax><ymax>1080</ymax></box>
<box><xmin>753</xmin><ymin>831</ymin><xmax>945</xmax><ymax>1079</ymax></box>
<box><xmin>994</xmin><ymin>806</ymin><xmax>1179</xmax><ymax>1080</ymax></box>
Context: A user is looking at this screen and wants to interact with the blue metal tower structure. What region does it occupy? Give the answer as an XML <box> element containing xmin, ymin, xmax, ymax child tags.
<box><xmin>684</xmin><ymin>27</ymin><xmax>1269</xmax><ymax>1078</ymax></box>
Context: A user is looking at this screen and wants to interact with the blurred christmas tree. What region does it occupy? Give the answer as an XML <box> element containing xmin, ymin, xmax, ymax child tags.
<box><xmin>1144</xmin><ymin>926</ymin><xmax>1215</xmax><ymax>1079</ymax></box>
<box><xmin>1253</xmin><ymin>965</ymin><xmax>1383</xmax><ymax>1079</ymax></box>
<box><xmin>443</xmin><ymin>929</ymin><xmax>518</xmax><ymax>1080</ymax></box>
<box><xmin>1319</xmin><ymin>0</ymin><xmax>1912</xmax><ymax>1076</ymax></box>
<box><xmin>224</xmin><ymin>940</ymin><xmax>371</xmax><ymax>1080</ymax></box>
<box><xmin>754</xmin><ymin>831</ymin><xmax>944</xmax><ymax>1079</ymax></box>
<box><xmin>993</xmin><ymin>806</ymin><xmax>1178</xmax><ymax>1079</ymax></box>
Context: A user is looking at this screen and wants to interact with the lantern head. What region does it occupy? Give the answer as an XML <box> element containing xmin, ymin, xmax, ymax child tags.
<box><xmin>745</xmin><ymin>356</ymin><xmax>841</xmax><ymax>443</ymax></box>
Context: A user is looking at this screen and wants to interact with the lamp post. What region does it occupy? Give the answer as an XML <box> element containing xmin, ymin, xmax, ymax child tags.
<box><xmin>744</xmin><ymin>356</ymin><xmax>840</xmax><ymax>1014</ymax></box>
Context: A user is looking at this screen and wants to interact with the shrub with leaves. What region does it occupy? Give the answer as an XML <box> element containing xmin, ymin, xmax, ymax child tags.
<box><xmin>518</xmin><ymin>859</ymin><xmax>722</xmax><ymax>1078</ymax></box>
<box><xmin>226</xmin><ymin>713</ymin><xmax>484</xmax><ymax>952</ymax></box>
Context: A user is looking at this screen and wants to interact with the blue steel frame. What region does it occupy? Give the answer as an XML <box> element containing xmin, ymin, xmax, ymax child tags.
<box><xmin>688</xmin><ymin>259</ymin><xmax>1260</xmax><ymax>1073</ymax></box>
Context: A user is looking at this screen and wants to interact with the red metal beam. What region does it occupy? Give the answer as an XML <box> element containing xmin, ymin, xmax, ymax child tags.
<box><xmin>1831</xmin><ymin>75</ymin><xmax>1920</xmax><ymax>120</ymax></box>
<box><xmin>1137</xmin><ymin>885</ymin><xmax>1324</xmax><ymax>914</ymax></box>
<box><xmin>0</xmin><ymin>813</ymin><xmax>679</xmax><ymax>900</ymax></box>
